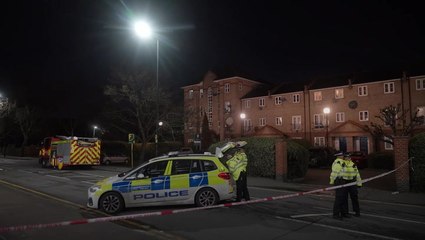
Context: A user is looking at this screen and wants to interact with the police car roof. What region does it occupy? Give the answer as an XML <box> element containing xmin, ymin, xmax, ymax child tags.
<box><xmin>148</xmin><ymin>152</ymin><xmax>216</xmax><ymax>162</ymax></box>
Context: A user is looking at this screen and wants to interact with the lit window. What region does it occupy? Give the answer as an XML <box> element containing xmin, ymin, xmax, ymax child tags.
<box><xmin>224</xmin><ymin>83</ymin><xmax>230</xmax><ymax>93</ymax></box>
<box><xmin>416</xmin><ymin>106</ymin><xmax>425</xmax><ymax>125</ymax></box>
<box><xmin>314</xmin><ymin>91</ymin><xmax>322</xmax><ymax>101</ymax></box>
<box><xmin>188</xmin><ymin>89</ymin><xmax>194</xmax><ymax>99</ymax></box>
<box><xmin>275</xmin><ymin>117</ymin><xmax>283</xmax><ymax>126</ymax></box>
<box><xmin>259</xmin><ymin>98</ymin><xmax>265</xmax><ymax>107</ymax></box>
<box><xmin>335</xmin><ymin>88</ymin><xmax>344</xmax><ymax>99</ymax></box>
<box><xmin>416</xmin><ymin>79</ymin><xmax>425</xmax><ymax>90</ymax></box>
<box><xmin>224</xmin><ymin>101</ymin><xmax>231</xmax><ymax>113</ymax></box>
<box><xmin>359</xmin><ymin>111</ymin><xmax>369</xmax><ymax>121</ymax></box>
<box><xmin>275</xmin><ymin>96</ymin><xmax>282</xmax><ymax>105</ymax></box>
<box><xmin>336</xmin><ymin>112</ymin><xmax>345</xmax><ymax>122</ymax></box>
<box><xmin>384</xmin><ymin>82</ymin><xmax>395</xmax><ymax>94</ymax></box>
<box><xmin>314</xmin><ymin>114</ymin><xmax>324</xmax><ymax>128</ymax></box>
<box><xmin>358</xmin><ymin>86</ymin><xmax>368</xmax><ymax>96</ymax></box>
<box><xmin>292</xmin><ymin>94</ymin><xmax>300</xmax><ymax>103</ymax></box>
<box><xmin>259</xmin><ymin>118</ymin><xmax>266</xmax><ymax>126</ymax></box>
<box><xmin>200</xmin><ymin>89</ymin><xmax>204</xmax><ymax>98</ymax></box>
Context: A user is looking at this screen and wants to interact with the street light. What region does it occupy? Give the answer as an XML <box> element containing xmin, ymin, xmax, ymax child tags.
<box><xmin>92</xmin><ymin>126</ymin><xmax>98</xmax><ymax>138</ymax></box>
<box><xmin>134</xmin><ymin>20</ymin><xmax>160</xmax><ymax>156</ymax></box>
<box><xmin>240</xmin><ymin>113</ymin><xmax>246</xmax><ymax>137</ymax></box>
<box><xmin>323</xmin><ymin>107</ymin><xmax>330</xmax><ymax>147</ymax></box>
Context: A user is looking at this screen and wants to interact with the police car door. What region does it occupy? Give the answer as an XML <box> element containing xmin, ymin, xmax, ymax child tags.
<box><xmin>127</xmin><ymin>160</ymin><xmax>171</xmax><ymax>205</ymax></box>
<box><xmin>169</xmin><ymin>159</ymin><xmax>193</xmax><ymax>202</ymax></box>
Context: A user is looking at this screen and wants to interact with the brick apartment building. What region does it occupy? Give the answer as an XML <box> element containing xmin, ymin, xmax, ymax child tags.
<box><xmin>182</xmin><ymin>70</ymin><xmax>425</xmax><ymax>153</ymax></box>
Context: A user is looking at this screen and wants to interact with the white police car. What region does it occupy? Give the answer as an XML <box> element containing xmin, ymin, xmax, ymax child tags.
<box><xmin>87</xmin><ymin>153</ymin><xmax>235</xmax><ymax>214</ymax></box>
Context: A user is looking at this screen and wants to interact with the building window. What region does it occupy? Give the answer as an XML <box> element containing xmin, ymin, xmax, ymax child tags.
<box><xmin>275</xmin><ymin>96</ymin><xmax>282</xmax><ymax>105</ymax></box>
<box><xmin>188</xmin><ymin>89</ymin><xmax>194</xmax><ymax>99</ymax></box>
<box><xmin>243</xmin><ymin>119</ymin><xmax>252</xmax><ymax>133</ymax></box>
<box><xmin>224</xmin><ymin>83</ymin><xmax>230</xmax><ymax>93</ymax></box>
<box><xmin>314</xmin><ymin>137</ymin><xmax>325</xmax><ymax>147</ymax></box>
<box><xmin>384</xmin><ymin>136</ymin><xmax>393</xmax><ymax>150</ymax></box>
<box><xmin>292</xmin><ymin>115</ymin><xmax>301</xmax><ymax>130</ymax></box>
<box><xmin>313</xmin><ymin>114</ymin><xmax>324</xmax><ymax>128</ymax></box>
<box><xmin>259</xmin><ymin>118</ymin><xmax>266</xmax><ymax>126</ymax></box>
<box><xmin>207</xmin><ymin>88</ymin><xmax>213</xmax><ymax>127</ymax></box>
<box><xmin>224</xmin><ymin>101</ymin><xmax>231</xmax><ymax>113</ymax></box>
<box><xmin>314</xmin><ymin>91</ymin><xmax>322</xmax><ymax>101</ymax></box>
<box><xmin>359</xmin><ymin>111</ymin><xmax>369</xmax><ymax>121</ymax></box>
<box><xmin>275</xmin><ymin>117</ymin><xmax>283</xmax><ymax>126</ymax></box>
<box><xmin>200</xmin><ymin>89</ymin><xmax>204</xmax><ymax>98</ymax></box>
<box><xmin>292</xmin><ymin>94</ymin><xmax>300</xmax><ymax>103</ymax></box>
<box><xmin>244</xmin><ymin>100</ymin><xmax>251</xmax><ymax>109</ymax></box>
<box><xmin>199</xmin><ymin>106</ymin><xmax>203</xmax><ymax>117</ymax></box>
<box><xmin>239</xmin><ymin>83</ymin><xmax>243</xmax><ymax>91</ymax></box>
<box><xmin>358</xmin><ymin>86</ymin><xmax>368</xmax><ymax>96</ymax></box>
<box><xmin>384</xmin><ymin>82</ymin><xmax>395</xmax><ymax>94</ymax></box>
<box><xmin>416</xmin><ymin>79</ymin><xmax>425</xmax><ymax>90</ymax></box>
<box><xmin>259</xmin><ymin>98</ymin><xmax>265</xmax><ymax>107</ymax></box>
<box><xmin>335</xmin><ymin>88</ymin><xmax>344</xmax><ymax>99</ymax></box>
<box><xmin>336</xmin><ymin>112</ymin><xmax>345</xmax><ymax>122</ymax></box>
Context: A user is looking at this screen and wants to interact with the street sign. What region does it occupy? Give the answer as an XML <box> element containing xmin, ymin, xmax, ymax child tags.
<box><xmin>128</xmin><ymin>133</ymin><xmax>135</xmax><ymax>144</ymax></box>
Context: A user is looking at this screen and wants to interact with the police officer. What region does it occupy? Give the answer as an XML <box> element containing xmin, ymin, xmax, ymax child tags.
<box><xmin>342</xmin><ymin>153</ymin><xmax>362</xmax><ymax>217</ymax></box>
<box><xmin>226</xmin><ymin>141</ymin><xmax>250</xmax><ymax>202</ymax></box>
<box><xmin>329</xmin><ymin>152</ymin><xmax>348</xmax><ymax>220</ymax></box>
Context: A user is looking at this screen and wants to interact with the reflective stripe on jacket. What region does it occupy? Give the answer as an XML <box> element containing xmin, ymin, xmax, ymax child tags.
<box><xmin>226</xmin><ymin>150</ymin><xmax>248</xmax><ymax>181</ymax></box>
<box><xmin>343</xmin><ymin>160</ymin><xmax>362</xmax><ymax>187</ymax></box>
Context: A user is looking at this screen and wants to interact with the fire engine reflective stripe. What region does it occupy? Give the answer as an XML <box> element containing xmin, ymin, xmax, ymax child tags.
<box><xmin>69</xmin><ymin>140</ymin><xmax>100</xmax><ymax>165</ymax></box>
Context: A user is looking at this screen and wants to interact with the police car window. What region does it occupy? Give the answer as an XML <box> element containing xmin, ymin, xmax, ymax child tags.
<box><xmin>191</xmin><ymin>160</ymin><xmax>201</xmax><ymax>173</ymax></box>
<box><xmin>171</xmin><ymin>160</ymin><xmax>191</xmax><ymax>175</ymax></box>
<box><xmin>202</xmin><ymin>160</ymin><xmax>217</xmax><ymax>172</ymax></box>
<box><xmin>141</xmin><ymin>160</ymin><xmax>168</xmax><ymax>178</ymax></box>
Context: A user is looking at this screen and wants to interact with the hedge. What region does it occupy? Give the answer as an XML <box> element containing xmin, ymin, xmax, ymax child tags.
<box><xmin>367</xmin><ymin>151</ymin><xmax>394</xmax><ymax>170</ymax></box>
<box><xmin>409</xmin><ymin>132</ymin><xmax>425</xmax><ymax>192</ymax></box>
<box><xmin>209</xmin><ymin>137</ymin><xmax>309</xmax><ymax>179</ymax></box>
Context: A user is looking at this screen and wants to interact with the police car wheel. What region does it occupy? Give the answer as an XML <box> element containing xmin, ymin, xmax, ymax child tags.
<box><xmin>195</xmin><ymin>188</ymin><xmax>219</xmax><ymax>207</ymax></box>
<box><xmin>99</xmin><ymin>192</ymin><xmax>124</xmax><ymax>214</ymax></box>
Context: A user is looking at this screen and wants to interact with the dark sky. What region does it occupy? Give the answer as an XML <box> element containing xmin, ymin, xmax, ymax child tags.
<box><xmin>1</xmin><ymin>0</ymin><xmax>424</xmax><ymax>119</ymax></box>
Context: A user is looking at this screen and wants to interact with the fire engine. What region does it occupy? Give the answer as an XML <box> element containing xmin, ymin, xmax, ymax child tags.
<box><xmin>38</xmin><ymin>136</ymin><xmax>101</xmax><ymax>170</ymax></box>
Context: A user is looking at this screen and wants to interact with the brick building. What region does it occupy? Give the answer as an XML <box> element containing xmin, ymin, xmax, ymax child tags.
<box><xmin>182</xmin><ymin>70</ymin><xmax>425</xmax><ymax>153</ymax></box>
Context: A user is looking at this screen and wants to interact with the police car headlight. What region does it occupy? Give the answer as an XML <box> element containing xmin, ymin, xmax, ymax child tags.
<box><xmin>89</xmin><ymin>185</ymin><xmax>101</xmax><ymax>193</ymax></box>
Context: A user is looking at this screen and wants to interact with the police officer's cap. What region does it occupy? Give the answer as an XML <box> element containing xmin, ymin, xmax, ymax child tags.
<box><xmin>334</xmin><ymin>152</ymin><xmax>343</xmax><ymax>157</ymax></box>
<box><xmin>344</xmin><ymin>153</ymin><xmax>351</xmax><ymax>157</ymax></box>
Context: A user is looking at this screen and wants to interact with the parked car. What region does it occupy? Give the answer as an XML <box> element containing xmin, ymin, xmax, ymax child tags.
<box><xmin>309</xmin><ymin>147</ymin><xmax>336</xmax><ymax>168</ymax></box>
<box><xmin>347</xmin><ymin>151</ymin><xmax>368</xmax><ymax>169</ymax></box>
<box><xmin>101</xmin><ymin>153</ymin><xmax>129</xmax><ymax>165</ymax></box>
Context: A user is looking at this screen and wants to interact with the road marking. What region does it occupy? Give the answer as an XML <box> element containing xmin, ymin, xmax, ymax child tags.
<box><xmin>46</xmin><ymin>175</ymin><xmax>71</xmax><ymax>181</ymax></box>
<box><xmin>81</xmin><ymin>181</ymin><xmax>96</xmax><ymax>185</ymax></box>
<box><xmin>18</xmin><ymin>170</ymin><xmax>33</xmax><ymax>174</ymax></box>
<box><xmin>78</xmin><ymin>172</ymin><xmax>105</xmax><ymax>178</ymax></box>
<box><xmin>275</xmin><ymin>216</ymin><xmax>402</xmax><ymax>240</ymax></box>
<box><xmin>291</xmin><ymin>213</ymin><xmax>332</xmax><ymax>218</ymax></box>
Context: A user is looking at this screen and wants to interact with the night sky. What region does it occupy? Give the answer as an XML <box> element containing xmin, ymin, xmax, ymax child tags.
<box><xmin>1</xmin><ymin>0</ymin><xmax>424</xmax><ymax>119</ymax></box>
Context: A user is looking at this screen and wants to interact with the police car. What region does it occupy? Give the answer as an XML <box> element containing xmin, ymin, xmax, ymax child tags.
<box><xmin>87</xmin><ymin>153</ymin><xmax>236</xmax><ymax>214</ymax></box>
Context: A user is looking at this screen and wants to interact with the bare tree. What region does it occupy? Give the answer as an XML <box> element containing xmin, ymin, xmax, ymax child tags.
<box><xmin>364</xmin><ymin>104</ymin><xmax>424</xmax><ymax>150</ymax></box>
<box><xmin>104</xmin><ymin>70</ymin><xmax>172</xmax><ymax>161</ymax></box>
<box><xmin>15</xmin><ymin>105</ymin><xmax>39</xmax><ymax>156</ymax></box>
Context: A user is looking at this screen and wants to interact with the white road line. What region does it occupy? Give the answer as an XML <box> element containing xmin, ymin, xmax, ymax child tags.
<box><xmin>18</xmin><ymin>170</ymin><xmax>33</xmax><ymax>174</ymax></box>
<box><xmin>81</xmin><ymin>181</ymin><xmax>95</xmax><ymax>185</ymax></box>
<box><xmin>291</xmin><ymin>213</ymin><xmax>332</xmax><ymax>218</ymax></box>
<box><xmin>275</xmin><ymin>216</ymin><xmax>402</xmax><ymax>240</ymax></box>
<box><xmin>46</xmin><ymin>175</ymin><xmax>70</xmax><ymax>181</ymax></box>
<box><xmin>78</xmin><ymin>172</ymin><xmax>105</xmax><ymax>178</ymax></box>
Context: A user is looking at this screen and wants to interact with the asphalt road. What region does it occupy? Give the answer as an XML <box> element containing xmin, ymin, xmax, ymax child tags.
<box><xmin>1</xmin><ymin>157</ymin><xmax>424</xmax><ymax>240</ymax></box>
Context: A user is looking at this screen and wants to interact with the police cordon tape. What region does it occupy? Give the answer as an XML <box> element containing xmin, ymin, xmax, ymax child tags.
<box><xmin>0</xmin><ymin>158</ymin><xmax>413</xmax><ymax>233</ymax></box>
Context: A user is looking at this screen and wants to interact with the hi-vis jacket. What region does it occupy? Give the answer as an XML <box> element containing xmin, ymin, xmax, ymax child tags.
<box><xmin>226</xmin><ymin>150</ymin><xmax>248</xmax><ymax>181</ymax></box>
<box><xmin>330</xmin><ymin>158</ymin><xmax>362</xmax><ymax>187</ymax></box>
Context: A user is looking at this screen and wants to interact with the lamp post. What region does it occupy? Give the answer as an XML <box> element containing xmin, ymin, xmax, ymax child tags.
<box><xmin>240</xmin><ymin>113</ymin><xmax>246</xmax><ymax>137</ymax></box>
<box><xmin>323</xmin><ymin>107</ymin><xmax>330</xmax><ymax>147</ymax></box>
<box><xmin>92</xmin><ymin>126</ymin><xmax>98</xmax><ymax>138</ymax></box>
<box><xmin>134</xmin><ymin>21</ymin><xmax>160</xmax><ymax>156</ymax></box>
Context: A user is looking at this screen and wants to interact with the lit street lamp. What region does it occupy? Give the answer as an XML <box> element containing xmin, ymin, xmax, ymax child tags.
<box><xmin>92</xmin><ymin>126</ymin><xmax>98</xmax><ymax>138</ymax></box>
<box><xmin>134</xmin><ymin>20</ymin><xmax>160</xmax><ymax>156</ymax></box>
<box><xmin>323</xmin><ymin>107</ymin><xmax>330</xmax><ymax>147</ymax></box>
<box><xmin>240</xmin><ymin>113</ymin><xmax>246</xmax><ymax>137</ymax></box>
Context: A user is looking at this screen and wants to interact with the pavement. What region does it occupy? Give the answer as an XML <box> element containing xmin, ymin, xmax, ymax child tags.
<box><xmin>2</xmin><ymin>155</ymin><xmax>425</xmax><ymax>207</ymax></box>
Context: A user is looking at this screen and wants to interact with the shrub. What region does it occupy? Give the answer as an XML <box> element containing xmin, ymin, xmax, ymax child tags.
<box><xmin>409</xmin><ymin>132</ymin><xmax>425</xmax><ymax>192</ymax></box>
<box><xmin>209</xmin><ymin>137</ymin><xmax>310</xmax><ymax>179</ymax></box>
<box><xmin>368</xmin><ymin>151</ymin><xmax>394</xmax><ymax>169</ymax></box>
